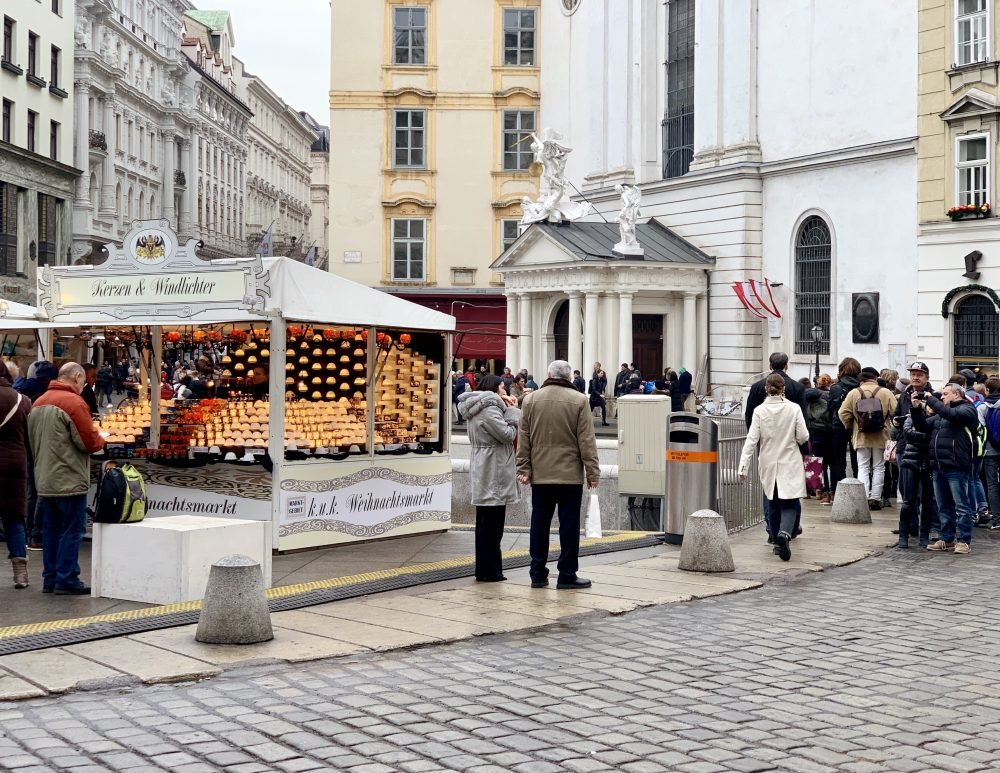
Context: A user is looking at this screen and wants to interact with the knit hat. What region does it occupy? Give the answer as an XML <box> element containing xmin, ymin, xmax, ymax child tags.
<box><xmin>860</xmin><ymin>366</ymin><xmax>880</xmax><ymax>380</ymax></box>
<box><xmin>960</xmin><ymin>368</ymin><xmax>978</xmax><ymax>383</ymax></box>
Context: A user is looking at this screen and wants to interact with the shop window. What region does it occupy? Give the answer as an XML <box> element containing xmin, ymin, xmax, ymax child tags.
<box><xmin>0</xmin><ymin>183</ymin><xmax>17</xmax><ymax>276</ymax></box>
<box><xmin>957</xmin><ymin>133</ymin><xmax>989</xmax><ymax>207</ymax></box>
<box><xmin>663</xmin><ymin>0</ymin><xmax>695</xmax><ymax>179</ymax></box>
<box><xmin>954</xmin><ymin>294</ymin><xmax>999</xmax><ymax>372</ymax></box>
<box><xmin>955</xmin><ymin>0</ymin><xmax>989</xmax><ymax>67</ymax></box>
<box><xmin>393</xmin><ymin>109</ymin><xmax>425</xmax><ymax>168</ymax></box>
<box><xmin>391</xmin><ymin>218</ymin><xmax>425</xmax><ymax>281</ymax></box>
<box><xmin>503</xmin><ymin>8</ymin><xmax>535</xmax><ymax>66</ymax></box>
<box><xmin>37</xmin><ymin>193</ymin><xmax>56</xmax><ymax>266</ymax></box>
<box><xmin>502</xmin><ymin>110</ymin><xmax>535</xmax><ymax>171</ymax></box>
<box><xmin>393</xmin><ymin>6</ymin><xmax>426</xmax><ymax>65</ymax></box>
<box><xmin>793</xmin><ymin>215</ymin><xmax>832</xmax><ymax>356</ymax></box>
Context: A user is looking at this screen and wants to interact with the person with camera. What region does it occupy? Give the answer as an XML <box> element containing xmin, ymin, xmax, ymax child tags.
<box><xmin>892</xmin><ymin>362</ymin><xmax>936</xmax><ymax>546</ymax></box>
<box><xmin>912</xmin><ymin>383</ymin><xmax>979</xmax><ymax>554</ymax></box>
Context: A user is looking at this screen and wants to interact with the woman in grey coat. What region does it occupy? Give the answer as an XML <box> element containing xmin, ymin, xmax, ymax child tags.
<box><xmin>457</xmin><ymin>374</ymin><xmax>521</xmax><ymax>582</ymax></box>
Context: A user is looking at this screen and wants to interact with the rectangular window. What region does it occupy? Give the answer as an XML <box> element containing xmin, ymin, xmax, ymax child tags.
<box><xmin>51</xmin><ymin>0</ymin><xmax>61</xmax><ymax>15</ymax></box>
<box><xmin>391</xmin><ymin>218</ymin><xmax>426</xmax><ymax>281</ymax></box>
<box><xmin>49</xmin><ymin>120</ymin><xmax>58</xmax><ymax>161</ymax></box>
<box><xmin>503</xmin><ymin>9</ymin><xmax>536</xmax><ymax>66</ymax></box>
<box><xmin>502</xmin><ymin>110</ymin><xmax>535</xmax><ymax>171</ymax></box>
<box><xmin>2</xmin><ymin>17</ymin><xmax>13</xmax><ymax>63</ymax></box>
<box><xmin>127</xmin><ymin>120</ymin><xmax>133</xmax><ymax>155</ymax></box>
<box><xmin>0</xmin><ymin>183</ymin><xmax>18</xmax><ymax>277</ymax></box>
<box><xmin>393</xmin><ymin>6</ymin><xmax>426</xmax><ymax>65</ymax></box>
<box><xmin>26</xmin><ymin>110</ymin><xmax>35</xmax><ymax>153</ymax></box>
<box><xmin>1</xmin><ymin>100</ymin><xmax>10</xmax><ymax>144</ymax></box>
<box><xmin>37</xmin><ymin>193</ymin><xmax>56</xmax><ymax>266</ymax></box>
<box><xmin>501</xmin><ymin>219</ymin><xmax>520</xmax><ymax>252</ymax></box>
<box><xmin>50</xmin><ymin>46</ymin><xmax>60</xmax><ymax>88</ymax></box>
<box><xmin>663</xmin><ymin>0</ymin><xmax>695</xmax><ymax>179</ymax></box>
<box><xmin>956</xmin><ymin>0</ymin><xmax>989</xmax><ymax>66</ymax></box>
<box><xmin>393</xmin><ymin>109</ymin><xmax>426</xmax><ymax>168</ymax></box>
<box><xmin>27</xmin><ymin>33</ymin><xmax>37</xmax><ymax>76</ymax></box>
<box><xmin>957</xmin><ymin>134</ymin><xmax>989</xmax><ymax>206</ymax></box>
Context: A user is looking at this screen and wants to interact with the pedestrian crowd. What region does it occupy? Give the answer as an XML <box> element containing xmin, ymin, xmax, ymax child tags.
<box><xmin>741</xmin><ymin>352</ymin><xmax>999</xmax><ymax>562</ymax></box>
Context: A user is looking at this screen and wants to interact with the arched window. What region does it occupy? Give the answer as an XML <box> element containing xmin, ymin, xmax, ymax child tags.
<box><xmin>954</xmin><ymin>294</ymin><xmax>999</xmax><ymax>374</ymax></box>
<box><xmin>127</xmin><ymin>187</ymin><xmax>133</xmax><ymax>221</ymax></box>
<box><xmin>148</xmin><ymin>193</ymin><xmax>155</xmax><ymax>217</ymax></box>
<box><xmin>794</xmin><ymin>215</ymin><xmax>832</xmax><ymax>355</ymax></box>
<box><xmin>138</xmin><ymin>191</ymin><xmax>144</xmax><ymax>219</ymax></box>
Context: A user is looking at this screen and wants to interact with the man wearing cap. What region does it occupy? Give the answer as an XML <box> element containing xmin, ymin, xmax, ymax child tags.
<box><xmin>893</xmin><ymin>362</ymin><xmax>936</xmax><ymax>546</ymax></box>
<box><xmin>839</xmin><ymin>366</ymin><xmax>898</xmax><ymax>509</ymax></box>
<box><xmin>959</xmin><ymin>369</ymin><xmax>985</xmax><ymax>404</ymax></box>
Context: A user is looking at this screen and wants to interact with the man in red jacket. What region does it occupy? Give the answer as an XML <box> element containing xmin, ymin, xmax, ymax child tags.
<box><xmin>28</xmin><ymin>363</ymin><xmax>105</xmax><ymax>595</ymax></box>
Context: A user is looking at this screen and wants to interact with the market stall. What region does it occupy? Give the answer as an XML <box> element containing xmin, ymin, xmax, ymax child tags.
<box><xmin>0</xmin><ymin>297</ymin><xmax>49</xmax><ymax>364</ymax></box>
<box><xmin>37</xmin><ymin>220</ymin><xmax>456</xmax><ymax>552</ymax></box>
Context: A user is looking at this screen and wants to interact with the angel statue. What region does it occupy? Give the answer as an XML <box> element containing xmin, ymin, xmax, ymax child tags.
<box><xmin>520</xmin><ymin>128</ymin><xmax>592</xmax><ymax>225</ymax></box>
<box><xmin>613</xmin><ymin>184</ymin><xmax>643</xmax><ymax>255</ymax></box>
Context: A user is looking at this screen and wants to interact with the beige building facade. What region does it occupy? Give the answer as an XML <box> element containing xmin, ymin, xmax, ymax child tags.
<box><xmin>918</xmin><ymin>0</ymin><xmax>1000</xmax><ymax>378</ymax></box>
<box><xmin>329</xmin><ymin>0</ymin><xmax>540</xmax><ymax>366</ymax></box>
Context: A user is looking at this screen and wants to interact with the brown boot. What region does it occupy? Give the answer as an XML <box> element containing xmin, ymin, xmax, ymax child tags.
<box><xmin>12</xmin><ymin>557</ymin><xmax>28</xmax><ymax>589</ymax></box>
<box><xmin>821</xmin><ymin>491</ymin><xmax>833</xmax><ymax>506</ymax></box>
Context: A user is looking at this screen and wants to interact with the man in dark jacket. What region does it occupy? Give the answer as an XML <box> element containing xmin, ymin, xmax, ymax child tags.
<box><xmin>744</xmin><ymin>352</ymin><xmax>805</xmax><ymax>429</ymax></box>
<box><xmin>914</xmin><ymin>383</ymin><xmax>978</xmax><ymax>554</ymax></box>
<box><xmin>80</xmin><ymin>364</ymin><xmax>100</xmax><ymax>418</ymax></box>
<box><xmin>827</xmin><ymin>359</ymin><xmax>862</xmax><ymax>493</ymax></box>
<box><xmin>95</xmin><ymin>364</ymin><xmax>114</xmax><ymax>408</ymax></box>
<box><xmin>13</xmin><ymin>361</ymin><xmax>58</xmax><ymax>403</ymax></box>
<box><xmin>572</xmin><ymin>370</ymin><xmax>586</xmax><ymax>393</ymax></box>
<box><xmin>452</xmin><ymin>372</ymin><xmax>471</xmax><ymax>425</ymax></box>
<box><xmin>613</xmin><ymin>363</ymin><xmax>630</xmax><ymax>398</ymax></box>
<box><xmin>892</xmin><ymin>361</ymin><xmax>934</xmax><ymax>543</ymax></box>
<box><xmin>587</xmin><ymin>363</ymin><xmax>608</xmax><ymax>426</ymax></box>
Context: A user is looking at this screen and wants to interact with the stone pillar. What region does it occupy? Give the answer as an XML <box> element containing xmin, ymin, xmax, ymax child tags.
<box><xmin>618</xmin><ymin>292</ymin><xmax>634</xmax><ymax>369</ymax></box>
<box><xmin>74</xmin><ymin>82</ymin><xmax>90</xmax><ymax>204</ymax></box>
<box><xmin>583</xmin><ymin>292</ymin><xmax>599</xmax><ymax>376</ymax></box>
<box><xmin>180</xmin><ymin>137</ymin><xmax>193</xmax><ymax>233</ymax></box>
<box><xmin>567</xmin><ymin>291</ymin><xmax>582</xmax><ymax>371</ymax></box>
<box><xmin>683</xmin><ymin>292</ymin><xmax>698</xmax><ymax>374</ymax></box>
<box><xmin>602</xmin><ymin>293</ymin><xmax>619</xmax><ymax>381</ymax></box>
<box><xmin>99</xmin><ymin>98</ymin><xmax>116</xmax><ymax>214</ymax></box>
<box><xmin>697</xmin><ymin>293</ymin><xmax>708</xmax><ymax>382</ymax></box>
<box><xmin>518</xmin><ymin>293</ymin><xmax>531</xmax><ymax>373</ymax></box>
<box><xmin>505</xmin><ymin>292</ymin><xmax>518</xmax><ymax>368</ymax></box>
<box><xmin>162</xmin><ymin>132</ymin><xmax>176</xmax><ymax>226</ymax></box>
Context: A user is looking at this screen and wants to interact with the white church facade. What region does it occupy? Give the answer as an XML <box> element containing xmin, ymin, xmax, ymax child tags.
<box><xmin>496</xmin><ymin>0</ymin><xmax>919</xmax><ymax>394</ymax></box>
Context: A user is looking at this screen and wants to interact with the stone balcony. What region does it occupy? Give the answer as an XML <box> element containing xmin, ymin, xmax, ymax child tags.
<box><xmin>88</xmin><ymin>130</ymin><xmax>108</xmax><ymax>160</ymax></box>
<box><xmin>174</xmin><ymin>170</ymin><xmax>187</xmax><ymax>188</ymax></box>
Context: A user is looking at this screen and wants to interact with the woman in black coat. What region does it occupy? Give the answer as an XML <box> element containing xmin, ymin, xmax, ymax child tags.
<box><xmin>0</xmin><ymin>361</ymin><xmax>32</xmax><ymax>588</ymax></box>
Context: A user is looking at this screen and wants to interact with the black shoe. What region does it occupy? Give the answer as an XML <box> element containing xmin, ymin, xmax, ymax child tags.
<box><xmin>774</xmin><ymin>532</ymin><xmax>791</xmax><ymax>562</ymax></box>
<box><xmin>476</xmin><ymin>576</ymin><xmax>507</xmax><ymax>583</ymax></box>
<box><xmin>792</xmin><ymin>527</ymin><xmax>803</xmax><ymax>539</ymax></box>
<box><xmin>772</xmin><ymin>546</ymin><xmax>781</xmax><ymax>556</ymax></box>
<box><xmin>881</xmin><ymin>498</ymin><xmax>892</xmax><ymax>509</ymax></box>
<box><xmin>42</xmin><ymin>586</ymin><xmax>53</xmax><ymax>594</ymax></box>
<box><xmin>767</xmin><ymin>536</ymin><xmax>774</xmax><ymax>544</ymax></box>
<box><xmin>896</xmin><ymin>536</ymin><xmax>909</xmax><ymax>549</ymax></box>
<box><xmin>868</xmin><ymin>500</ymin><xmax>882</xmax><ymax>511</ymax></box>
<box><xmin>530</xmin><ymin>579</ymin><xmax>549</xmax><ymax>588</ymax></box>
<box><xmin>54</xmin><ymin>584</ymin><xmax>91</xmax><ymax>596</ymax></box>
<box><xmin>556</xmin><ymin>577</ymin><xmax>592</xmax><ymax>590</ymax></box>
<box><xmin>891</xmin><ymin>529</ymin><xmax>900</xmax><ymax>535</ymax></box>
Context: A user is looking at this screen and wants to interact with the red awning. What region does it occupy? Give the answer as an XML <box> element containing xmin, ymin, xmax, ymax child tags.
<box><xmin>389</xmin><ymin>294</ymin><xmax>508</xmax><ymax>361</ymax></box>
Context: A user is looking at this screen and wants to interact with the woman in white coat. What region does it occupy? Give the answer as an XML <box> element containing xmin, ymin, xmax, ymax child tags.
<box><xmin>739</xmin><ymin>374</ymin><xmax>809</xmax><ymax>561</ymax></box>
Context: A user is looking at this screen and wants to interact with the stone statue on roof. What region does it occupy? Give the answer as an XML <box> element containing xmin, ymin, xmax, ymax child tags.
<box><xmin>613</xmin><ymin>184</ymin><xmax>643</xmax><ymax>256</ymax></box>
<box><xmin>520</xmin><ymin>128</ymin><xmax>593</xmax><ymax>225</ymax></box>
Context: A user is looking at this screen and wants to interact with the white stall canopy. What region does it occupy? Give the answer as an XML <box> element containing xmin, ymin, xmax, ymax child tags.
<box><xmin>37</xmin><ymin>221</ymin><xmax>456</xmax><ymax>332</ymax></box>
<box><xmin>0</xmin><ymin>298</ymin><xmax>47</xmax><ymax>329</ymax></box>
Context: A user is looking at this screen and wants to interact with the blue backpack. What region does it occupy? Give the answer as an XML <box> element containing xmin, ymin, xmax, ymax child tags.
<box><xmin>984</xmin><ymin>402</ymin><xmax>1000</xmax><ymax>450</ymax></box>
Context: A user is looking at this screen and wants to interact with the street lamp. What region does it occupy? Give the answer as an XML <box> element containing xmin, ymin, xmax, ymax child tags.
<box><xmin>810</xmin><ymin>324</ymin><xmax>823</xmax><ymax>383</ymax></box>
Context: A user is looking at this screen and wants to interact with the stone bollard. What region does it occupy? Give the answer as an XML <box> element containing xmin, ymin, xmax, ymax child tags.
<box><xmin>830</xmin><ymin>478</ymin><xmax>872</xmax><ymax>524</ymax></box>
<box><xmin>677</xmin><ymin>510</ymin><xmax>735</xmax><ymax>573</ymax></box>
<box><xmin>195</xmin><ymin>554</ymin><xmax>273</xmax><ymax>645</ymax></box>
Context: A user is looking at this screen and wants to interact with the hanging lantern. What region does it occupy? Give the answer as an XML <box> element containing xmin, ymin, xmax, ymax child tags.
<box><xmin>399</xmin><ymin>333</ymin><xmax>412</xmax><ymax>346</ymax></box>
<box><xmin>229</xmin><ymin>329</ymin><xmax>248</xmax><ymax>344</ymax></box>
<box><xmin>192</xmin><ymin>330</ymin><xmax>208</xmax><ymax>344</ymax></box>
<box><xmin>165</xmin><ymin>331</ymin><xmax>182</xmax><ymax>344</ymax></box>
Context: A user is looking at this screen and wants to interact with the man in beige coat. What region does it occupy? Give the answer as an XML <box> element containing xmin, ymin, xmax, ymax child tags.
<box><xmin>838</xmin><ymin>366</ymin><xmax>898</xmax><ymax>509</ymax></box>
<box><xmin>517</xmin><ymin>360</ymin><xmax>600</xmax><ymax>589</ymax></box>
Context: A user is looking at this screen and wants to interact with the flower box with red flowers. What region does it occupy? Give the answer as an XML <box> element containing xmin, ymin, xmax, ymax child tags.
<box><xmin>948</xmin><ymin>203</ymin><xmax>991</xmax><ymax>221</ymax></box>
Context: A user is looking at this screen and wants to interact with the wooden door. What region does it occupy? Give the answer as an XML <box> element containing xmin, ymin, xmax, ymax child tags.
<box><xmin>633</xmin><ymin>314</ymin><xmax>663</xmax><ymax>380</ymax></box>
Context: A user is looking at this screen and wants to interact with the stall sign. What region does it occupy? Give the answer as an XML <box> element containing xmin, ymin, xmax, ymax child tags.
<box><xmin>58</xmin><ymin>271</ymin><xmax>248</xmax><ymax>308</ymax></box>
<box><xmin>87</xmin><ymin>481</ymin><xmax>271</xmax><ymax>521</ymax></box>
<box><xmin>280</xmin><ymin>467</ymin><xmax>451</xmax><ymax>530</ymax></box>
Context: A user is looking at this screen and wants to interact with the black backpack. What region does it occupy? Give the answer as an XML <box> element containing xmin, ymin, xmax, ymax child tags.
<box><xmin>806</xmin><ymin>394</ymin><xmax>831</xmax><ymax>432</ymax></box>
<box><xmin>855</xmin><ymin>386</ymin><xmax>886</xmax><ymax>434</ymax></box>
<box><xmin>93</xmin><ymin>461</ymin><xmax>147</xmax><ymax>524</ymax></box>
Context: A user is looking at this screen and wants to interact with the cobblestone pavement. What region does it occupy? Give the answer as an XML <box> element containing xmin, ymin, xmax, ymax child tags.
<box><xmin>3</xmin><ymin>540</ymin><xmax>1000</xmax><ymax>773</ymax></box>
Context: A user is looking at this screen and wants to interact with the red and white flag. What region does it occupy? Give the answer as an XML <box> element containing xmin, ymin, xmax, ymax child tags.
<box><xmin>732</xmin><ymin>279</ymin><xmax>781</xmax><ymax>319</ymax></box>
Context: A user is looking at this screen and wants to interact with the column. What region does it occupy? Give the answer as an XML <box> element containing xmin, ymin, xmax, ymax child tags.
<box><xmin>162</xmin><ymin>132</ymin><xmax>176</xmax><ymax>226</ymax></box>
<box><xmin>99</xmin><ymin>98</ymin><xmax>116</xmax><ymax>213</ymax></box>
<box><xmin>74</xmin><ymin>82</ymin><xmax>90</xmax><ymax>204</ymax></box>
<box><xmin>682</xmin><ymin>292</ymin><xmax>698</xmax><ymax>375</ymax></box>
<box><xmin>505</xmin><ymin>293</ymin><xmax>518</xmax><ymax>368</ymax></box>
<box><xmin>180</xmin><ymin>137</ymin><xmax>193</xmax><ymax>232</ymax></box>
<box><xmin>697</xmin><ymin>293</ymin><xmax>708</xmax><ymax>383</ymax></box>
<box><xmin>518</xmin><ymin>293</ymin><xmax>531</xmax><ymax>373</ymax></box>
<box><xmin>618</xmin><ymin>292</ymin><xmax>634</xmax><ymax>369</ymax></box>
<box><xmin>602</xmin><ymin>293</ymin><xmax>619</xmax><ymax>380</ymax></box>
<box><xmin>567</xmin><ymin>291</ymin><xmax>582</xmax><ymax>372</ymax></box>
<box><xmin>583</xmin><ymin>292</ymin><xmax>599</xmax><ymax>375</ymax></box>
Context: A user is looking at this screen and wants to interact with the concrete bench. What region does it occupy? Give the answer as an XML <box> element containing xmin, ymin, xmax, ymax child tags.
<box><xmin>91</xmin><ymin>515</ymin><xmax>272</xmax><ymax>605</ymax></box>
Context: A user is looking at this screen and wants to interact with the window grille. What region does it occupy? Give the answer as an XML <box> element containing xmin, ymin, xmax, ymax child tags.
<box><xmin>954</xmin><ymin>294</ymin><xmax>998</xmax><ymax>364</ymax></box>
<box><xmin>794</xmin><ymin>216</ymin><xmax>832</xmax><ymax>356</ymax></box>
<box><xmin>663</xmin><ymin>0</ymin><xmax>694</xmax><ymax>179</ymax></box>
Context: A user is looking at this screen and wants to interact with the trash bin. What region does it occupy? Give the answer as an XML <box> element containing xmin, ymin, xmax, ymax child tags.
<box><xmin>664</xmin><ymin>412</ymin><xmax>719</xmax><ymax>544</ymax></box>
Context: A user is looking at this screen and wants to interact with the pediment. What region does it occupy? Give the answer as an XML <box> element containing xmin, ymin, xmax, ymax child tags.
<box><xmin>941</xmin><ymin>88</ymin><xmax>1000</xmax><ymax>121</ymax></box>
<box><xmin>490</xmin><ymin>226</ymin><xmax>584</xmax><ymax>272</ymax></box>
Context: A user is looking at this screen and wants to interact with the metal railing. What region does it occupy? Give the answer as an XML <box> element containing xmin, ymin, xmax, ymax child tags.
<box><xmin>712</xmin><ymin>414</ymin><xmax>763</xmax><ymax>534</ymax></box>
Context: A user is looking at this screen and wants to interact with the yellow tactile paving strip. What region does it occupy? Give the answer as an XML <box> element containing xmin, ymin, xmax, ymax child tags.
<box><xmin>0</xmin><ymin>532</ymin><xmax>654</xmax><ymax>640</ymax></box>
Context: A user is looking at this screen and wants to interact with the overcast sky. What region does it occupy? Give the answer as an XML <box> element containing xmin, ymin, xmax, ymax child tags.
<box><xmin>207</xmin><ymin>0</ymin><xmax>330</xmax><ymax>123</ymax></box>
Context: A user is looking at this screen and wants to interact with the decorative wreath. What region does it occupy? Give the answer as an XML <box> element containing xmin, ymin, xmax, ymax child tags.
<box><xmin>940</xmin><ymin>284</ymin><xmax>1000</xmax><ymax>318</ymax></box>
